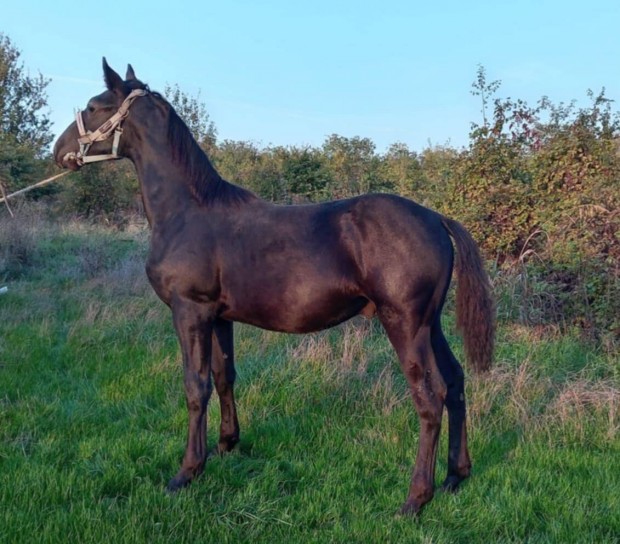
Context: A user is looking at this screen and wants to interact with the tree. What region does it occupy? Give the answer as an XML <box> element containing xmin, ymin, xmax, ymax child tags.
<box><xmin>322</xmin><ymin>135</ymin><xmax>381</xmax><ymax>197</ymax></box>
<box><xmin>62</xmin><ymin>161</ymin><xmax>136</xmax><ymax>219</ymax></box>
<box><xmin>417</xmin><ymin>145</ymin><xmax>459</xmax><ymax>210</ymax></box>
<box><xmin>471</xmin><ymin>64</ymin><xmax>501</xmax><ymax>129</ymax></box>
<box><xmin>443</xmin><ymin>67</ymin><xmax>539</xmax><ymax>258</ymax></box>
<box><xmin>279</xmin><ymin>146</ymin><xmax>332</xmax><ymax>202</ymax></box>
<box><xmin>0</xmin><ymin>34</ymin><xmax>52</xmax><ymax>152</ymax></box>
<box><xmin>379</xmin><ymin>142</ymin><xmax>423</xmax><ymax>198</ymax></box>
<box><xmin>0</xmin><ymin>34</ymin><xmax>53</xmax><ymax>193</ymax></box>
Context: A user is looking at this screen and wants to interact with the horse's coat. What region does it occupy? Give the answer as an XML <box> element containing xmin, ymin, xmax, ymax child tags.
<box><xmin>53</xmin><ymin>59</ymin><xmax>495</xmax><ymax>515</ymax></box>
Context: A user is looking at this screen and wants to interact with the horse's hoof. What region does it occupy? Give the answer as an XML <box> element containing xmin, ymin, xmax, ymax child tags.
<box><xmin>440</xmin><ymin>474</ymin><xmax>466</xmax><ymax>493</ymax></box>
<box><xmin>207</xmin><ymin>439</ymin><xmax>239</xmax><ymax>459</ymax></box>
<box><xmin>206</xmin><ymin>446</ymin><xmax>224</xmax><ymax>459</ymax></box>
<box><xmin>398</xmin><ymin>499</ymin><xmax>423</xmax><ymax>517</ymax></box>
<box><xmin>166</xmin><ymin>473</ymin><xmax>192</xmax><ymax>493</ymax></box>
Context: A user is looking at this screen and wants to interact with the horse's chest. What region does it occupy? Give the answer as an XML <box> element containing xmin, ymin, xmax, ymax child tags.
<box><xmin>146</xmin><ymin>250</ymin><xmax>220</xmax><ymax>305</ymax></box>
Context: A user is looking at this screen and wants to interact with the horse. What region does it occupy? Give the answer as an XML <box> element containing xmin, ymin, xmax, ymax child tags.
<box><xmin>53</xmin><ymin>59</ymin><xmax>495</xmax><ymax>515</ymax></box>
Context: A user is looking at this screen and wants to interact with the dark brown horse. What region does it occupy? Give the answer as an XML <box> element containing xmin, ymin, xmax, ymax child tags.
<box><xmin>53</xmin><ymin>59</ymin><xmax>495</xmax><ymax>515</ymax></box>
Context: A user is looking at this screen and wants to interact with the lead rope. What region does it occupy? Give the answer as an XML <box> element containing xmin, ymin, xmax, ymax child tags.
<box><xmin>0</xmin><ymin>170</ymin><xmax>73</xmax><ymax>209</ymax></box>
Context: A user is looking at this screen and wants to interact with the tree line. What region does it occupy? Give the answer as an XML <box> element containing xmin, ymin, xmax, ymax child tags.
<box><xmin>1</xmin><ymin>34</ymin><xmax>618</xmax><ymax>344</ymax></box>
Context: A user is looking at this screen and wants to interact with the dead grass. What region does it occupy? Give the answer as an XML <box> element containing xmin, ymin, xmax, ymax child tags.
<box><xmin>286</xmin><ymin>317</ymin><xmax>619</xmax><ymax>439</ymax></box>
<box><xmin>468</xmin><ymin>359</ymin><xmax>619</xmax><ymax>444</ymax></box>
<box><xmin>285</xmin><ymin>320</ymin><xmax>407</xmax><ymax>416</ymax></box>
<box><xmin>546</xmin><ymin>378</ymin><xmax>619</xmax><ymax>440</ymax></box>
<box><xmin>287</xmin><ymin>319</ymin><xmax>379</xmax><ymax>374</ymax></box>
<box><xmin>0</xmin><ymin>203</ymin><xmax>47</xmax><ymax>280</ymax></box>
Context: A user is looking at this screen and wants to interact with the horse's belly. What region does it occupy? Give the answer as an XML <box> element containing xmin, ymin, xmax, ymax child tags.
<box><xmin>220</xmin><ymin>292</ymin><xmax>370</xmax><ymax>334</ymax></box>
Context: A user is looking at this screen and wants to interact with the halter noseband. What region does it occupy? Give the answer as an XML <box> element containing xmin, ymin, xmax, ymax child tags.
<box><xmin>63</xmin><ymin>89</ymin><xmax>148</xmax><ymax>166</ymax></box>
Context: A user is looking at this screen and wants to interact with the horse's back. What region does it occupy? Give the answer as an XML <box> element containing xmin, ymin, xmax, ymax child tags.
<box><xmin>328</xmin><ymin>193</ymin><xmax>454</xmax><ymax>287</ymax></box>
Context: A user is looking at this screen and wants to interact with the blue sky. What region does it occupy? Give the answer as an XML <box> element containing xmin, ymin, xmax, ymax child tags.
<box><xmin>3</xmin><ymin>0</ymin><xmax>619</xmax><ymax>152</ymax></box>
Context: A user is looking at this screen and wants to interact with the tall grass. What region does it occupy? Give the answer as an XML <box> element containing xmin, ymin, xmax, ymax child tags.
<box><xmin>1</xmin><ymin>209</ymin><xmax>619</xmax><ymax>543</ymax></box>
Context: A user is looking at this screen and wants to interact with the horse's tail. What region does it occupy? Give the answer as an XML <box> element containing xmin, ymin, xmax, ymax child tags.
<box><xmin>441</xmin><ymin>216</ymin><xmax>495</xmax><ymax>373</ymax></box>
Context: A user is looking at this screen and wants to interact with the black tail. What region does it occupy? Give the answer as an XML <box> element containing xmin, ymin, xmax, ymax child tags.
<box><xmin>441</xmin><ymin>216</ymin><xmax>495</xmax><ymax>373</ymax></box>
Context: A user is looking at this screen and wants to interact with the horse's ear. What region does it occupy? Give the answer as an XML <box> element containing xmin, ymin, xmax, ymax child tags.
<box><xmin>102</xmin><ymin>57</ymin><xmax>123</xmax><ymax>92</ymax></box>
<box><xmin>126</xmin><ymin>64</ymin><xmax>137</xmax><ymax>81</ymax></box>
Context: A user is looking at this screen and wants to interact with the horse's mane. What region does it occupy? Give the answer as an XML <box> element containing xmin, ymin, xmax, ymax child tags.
<box><xmin>150</xmin><ymin>90</ymin><xmax>257</xmax><ymax>207</ymax></box>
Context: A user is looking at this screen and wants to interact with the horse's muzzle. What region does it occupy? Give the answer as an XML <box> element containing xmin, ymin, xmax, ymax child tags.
<box><xmin>58</xmin><ymin>153</ymin><xmax>82</xmax><ymax>171</ymax></box>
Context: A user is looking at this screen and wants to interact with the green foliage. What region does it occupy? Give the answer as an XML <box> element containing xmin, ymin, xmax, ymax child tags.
<box><xmin>0</xmin><ymin>134</ymin><xmax>40</xmax><ymax>193</ymax></box>
<box><xmin>213</xmin><ymin>143</ymin><xmax>333</xmax><ymax>202</ymax></box>
<box><xmin>447</xmin><ymin>130</ymin><xmax>534</xmax><ymax>257</ymax></box>
<box><xmin>443</xmin><ymin>67</ymin><xmax>540</xmax><ymax>258</ymax></box>
<box><xmin>277</xmin><ymin>146</ymin><xmax>332</xmax><ymax>202</ymax></box>
<box><xmin>322</xmin><ymin>135</ymin><xmax>383</xmax><ymax>197</ymax></box>
<box><xmin>60</xmin><ymin>162</ymin><xmax>138</xmax><ymax>221</ymax></box>
<box><xmin>0</xmin><ymin>34</ymin><xmax>52</xmax><ymax>152</ymax></box>
<box><xmin>432</xmin><ymin>68</ymin><xmax>619</xmax><ymax>342</ymax></box>
<box><xmin>378</xmin><ymin>143</ymin><xmax>423</xmax><ymax>198</ymax></box>
<box><xmin>415</xmin><ymin>145</ymin><xmax>459</xmax><ymax>209</ymax></box>
<box><xmin>213</xmin><ymin>140</ymin><xmax>285</xmax><ymax>201</ymax></box>
<box><xmin>0</xmin><ymin>33</ymin><xmax>52</xmax><ymax>193</ymax></box>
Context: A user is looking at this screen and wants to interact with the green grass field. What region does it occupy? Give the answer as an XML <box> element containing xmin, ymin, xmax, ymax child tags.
<box><xmin>1</xmin><ymin>216</ymin><xmax>619</xmax><ymax>543</ymax></box>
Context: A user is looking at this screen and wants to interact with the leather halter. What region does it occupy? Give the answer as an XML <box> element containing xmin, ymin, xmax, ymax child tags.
<box><xmin>63</xmin><ymin>89</ymin><xmax>148</xmax><ymax>165</ymax></box>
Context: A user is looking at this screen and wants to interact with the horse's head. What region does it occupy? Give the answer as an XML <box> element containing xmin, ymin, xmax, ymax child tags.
<box><xmin>53</xmin><ymin>58</ymin><xmax>148</xmax><ymax>170</ymax></box>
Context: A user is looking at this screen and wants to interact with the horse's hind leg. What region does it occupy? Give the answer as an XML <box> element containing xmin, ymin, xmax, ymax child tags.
<box><xmin>380</xmin><ymin>307</ymin><xmax>447</xmax><ymax>515</ymax></box>
<box><xmin>210</xmin><ymin>319</ymin><xmax>240</xmax><ymax>456</ymax></box>
<box><xmin>431</xmin><ymin>321</ymin><xmax>471</xmax><ymax>492</ymax></box>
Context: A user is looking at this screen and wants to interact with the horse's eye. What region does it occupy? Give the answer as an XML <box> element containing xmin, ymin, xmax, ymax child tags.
<box><xmin>87</xmin><ymin>105</ymin><xmax>95</xmax><ymax>113</ymax></box>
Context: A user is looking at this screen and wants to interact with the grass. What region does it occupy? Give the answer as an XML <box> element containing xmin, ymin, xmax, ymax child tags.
<box><xmin>1</xmin><ymin>211</ymin><xmax>619</xmax><ymax>543</ymax></box>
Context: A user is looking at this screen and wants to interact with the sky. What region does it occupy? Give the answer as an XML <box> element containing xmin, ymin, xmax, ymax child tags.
<box><xmin>3</xmin><ymin>0</ymin><xmax>620</xmax><ymax>153</ymax></box>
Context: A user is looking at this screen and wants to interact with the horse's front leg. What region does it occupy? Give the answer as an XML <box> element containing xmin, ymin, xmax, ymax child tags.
<box><xmin>167</xmin><ymin>296</ymin><xmax>215</xmax><ymax>492</ymax></box>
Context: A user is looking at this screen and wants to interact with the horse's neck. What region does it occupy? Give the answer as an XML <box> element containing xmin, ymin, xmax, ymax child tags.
<box><xmin>127</xmin><ymin>127</ymin><xmax>211</xmax><ymax>226</ymax></box>
<box><xmin>126</xmin><ymin>109</ymin><xmax>253</xmax><ymax>226</ymax></box>
<box><xmin>130</xmin><ymin>153</ymin><xmax>194</xmax><ymax>226</ymax></box>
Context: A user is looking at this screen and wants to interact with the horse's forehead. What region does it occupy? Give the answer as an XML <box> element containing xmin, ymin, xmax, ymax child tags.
<box><xmin>90</xmin><ymin>88</ymin><xmax>118</xmax><ymax>106</ymax></box>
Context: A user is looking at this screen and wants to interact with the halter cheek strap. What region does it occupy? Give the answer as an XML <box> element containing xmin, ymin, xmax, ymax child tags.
<box><xmin>63</xmin><ymin>89</ymin><xmax>148</xmax><ymax>166</ymax></box>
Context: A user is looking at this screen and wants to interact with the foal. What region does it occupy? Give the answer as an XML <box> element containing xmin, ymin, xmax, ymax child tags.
<box><xmin>53</xmin><ymin>59</ymin><xmax>495</xmax><ymax>515</ymax></box>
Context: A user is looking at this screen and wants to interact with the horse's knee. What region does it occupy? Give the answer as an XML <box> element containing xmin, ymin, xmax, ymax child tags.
<box><xmin>184</xmin><ymin>374</ymin><xmax>213</xmax><ymax>412</ymax></box>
